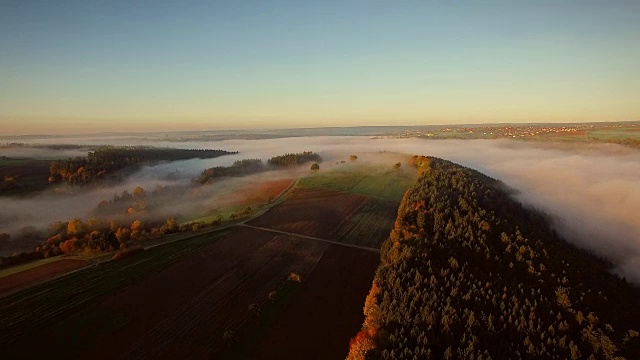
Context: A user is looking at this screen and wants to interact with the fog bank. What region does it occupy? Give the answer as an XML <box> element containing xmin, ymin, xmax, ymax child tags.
<box><xmin>1</xmin><ymin>136</ymin><xmax>639</xmax><ymax>283</ymax></box>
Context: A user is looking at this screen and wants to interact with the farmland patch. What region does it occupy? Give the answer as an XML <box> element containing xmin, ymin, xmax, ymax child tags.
<box><xmin>299</xmin><ymin>165</ymin><xmax>415</xmax><ymax>202</ymax></box>
<box><xmin>0</xmin><ymin>227</ymin><xmax>328</xmax><ymax>359</ymax></box>
<box><xmin>0</xmin><ymin>258</ymin><xmax>89</xmax><ymax>295</ymax></box>
<box><xmin>249</xmin><ymin>245</ymin><xmax>380</xmax><ymax>360</ymax></box>
<box><xmin>334</xmin><ymin>197</ymin><xmax>399</xmax><ymax>248</ymax></box>
<box><xmin>247</xmin><ymin>188</ymin><xmax>368</xmax><ymax>239</ymax></box>
<box><xmin>0</xmin><ymin>228</ymin><xmax>233</xmax><ymax>350</ymax></box>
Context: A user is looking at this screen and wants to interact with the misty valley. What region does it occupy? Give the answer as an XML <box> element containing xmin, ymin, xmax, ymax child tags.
<box><xmin>0</xmin><ymin>128</ymin><xmax>639</xmax><ymax>359</ymax></box>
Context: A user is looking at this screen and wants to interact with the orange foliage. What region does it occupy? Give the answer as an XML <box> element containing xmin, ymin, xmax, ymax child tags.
<box><xmin>347</xmin><ymin>329</ymin><xmax>376</xmax><ymax>360</ymax></box>
<box><xmin>59</xmin><ymin>237</ymin><xmax>78</xmax><ymax>254</ymax></box>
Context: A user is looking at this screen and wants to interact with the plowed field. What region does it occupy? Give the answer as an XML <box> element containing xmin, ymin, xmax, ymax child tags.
<box><xmin>247</xmin><ymin>188</ymin><xmax>368</xmax><ymax>239</ymax></box>
<box><xmin>249</xmin><ymin>245</ymin><xmax>380</xmax><ymax>360</ymax></box>
<box><xmin>0</xmin><ymin>227</ymin><xmax>328</xmax><ymax>359</ymax></box>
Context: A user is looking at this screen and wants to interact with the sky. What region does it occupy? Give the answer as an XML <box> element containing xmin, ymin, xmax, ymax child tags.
<box><xmin>1</xmin><ymin>0</ymin><xmax>639</xmax><ymax>134</ymax></box>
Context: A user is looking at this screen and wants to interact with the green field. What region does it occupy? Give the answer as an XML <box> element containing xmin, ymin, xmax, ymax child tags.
<box><xmin>587</xmin><ymin>129</ymin><xmax>640</xmax><ymax>141</ymax></box>
<box><xmin>298</xmin><ymin>168</ymin><xmax>368</xmax><ymax>192</ymax></box>
<box><xmin>0</xmin><ymin>228</ymin><xmax>233</xmax><ymax>346</ymax></box>
<box><xmin>299</xmin><ymin>164</ymin><xmax>415</xmax><ymax>202</ymax></box>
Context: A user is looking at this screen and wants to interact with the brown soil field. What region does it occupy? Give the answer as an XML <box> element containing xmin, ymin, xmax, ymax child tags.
<box><xmin>249</xmin><ymin>244</ymin><xmax>380</xmax><ymax>360</ymax></box>
<box><xmin>2</xmin><ymin>227</ymin><xmax>328</xmax><ymax>359</ymax></box>
<box><xmin>248</xmin><ymin>188</ymin><xmax>368</xmax><ymax>239</ymax></box>
<box><xmin>216</xmin><ymin>178</ymin><xmax>294</xmax><ymax>208</ymax></box>
<box><xmin>0</xmin><ymin>258</ymin><xmax>89</xmax><ymax>295</ymax></box>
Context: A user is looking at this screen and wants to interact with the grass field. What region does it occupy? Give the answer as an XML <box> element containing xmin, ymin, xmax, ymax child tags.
<box><xmin>299</xmin><ymin>164</ymin><xmax>415</xmax><ymax>202</ymax></box>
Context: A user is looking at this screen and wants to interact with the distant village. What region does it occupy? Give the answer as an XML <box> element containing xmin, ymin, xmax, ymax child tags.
<box><xmin>386</xmin><ymin>122</ymin><xmax>638</xmax><ymax>140</ymax></box>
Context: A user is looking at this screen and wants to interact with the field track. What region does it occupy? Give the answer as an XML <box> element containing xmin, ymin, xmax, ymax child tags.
<box><xmin>247</xmin><ymin>188</ymin><xmax>368</xmax><ymax>239</ymax></box>
<box><xmin>241</xmin><ymin>223</ymin><xmax>379</xmax><ymax>253</ymax></box>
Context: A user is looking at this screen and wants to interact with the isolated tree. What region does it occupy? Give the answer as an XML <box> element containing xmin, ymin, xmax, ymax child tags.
<box><xmin>130</xmin><ymin>219</ymin><xmax>144</xmax><ymax>240</ymax></box>
<box><xmin>164</xmin><ymin>218</ymin><xmax>179</xmax><ymax>233</ymax></box>
<box><xmin>393</xmin><ymin>162</ymin><xmax>401</xmax><ymax>169</ymax></box>
<box><xmin>350</xmin><ymin>154</ymin><xmax>358</xmax><ymax>161</ymax></box>
<box><xmin>133</xmin><ymin>186</ymin><xmax>146</xmax><ymax>198</ymax></box>
<box><xmin>311</xmin><ymin>163</ymin><xmax>320</xmax><ymax>171</ymax></box>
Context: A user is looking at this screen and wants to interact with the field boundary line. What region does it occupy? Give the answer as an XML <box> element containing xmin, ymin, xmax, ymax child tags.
<box><xmin>239</xmin><ymin>224</ymin><xmax>380</xmax><ymax>253</ymax></box>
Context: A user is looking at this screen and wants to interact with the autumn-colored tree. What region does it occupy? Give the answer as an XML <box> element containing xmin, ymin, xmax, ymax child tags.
<box><xmin>67</xmin><ymin>218</ymin><xmax>87</xmax><ymax>236</ymax></box>
<box><xmin>108</xmin><ymin>218</ymin><xmax>119</xmax><ymax>232</ymax></box>
<box><xmin>164</xmin><ymin>218</ymin><xmax>179</xmax><ymax>233</ymax></box>
<box><xmin>130</xmin><ymin>219</ymin><xmax>144</xmax><ymax>240</ymax></box>
<box><xmin>59</xmin><ymin>237</ymin><xmax>78</xmax><ymax>254</ymax></box>
<box><xmin>347</xmin><ymin>330</ymin><xmax>376</xmax><ymax>360</ymax></box>
<box><xmin>115</xmin><ymin>227</ymin><xmax>131</xmax><ymax>244</ymax></box>
<box><xmin>133</xmin><ymin>186</ymin><xmax>146</xmax><ymax>198</ymax></box>
<box><xmin>350</xmin><ymin>155</ymin><xmax>358</xmax><ymax>161</ymax></box>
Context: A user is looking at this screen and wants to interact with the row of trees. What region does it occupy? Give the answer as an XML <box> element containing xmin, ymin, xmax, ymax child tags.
<box><xmin>0</xmin><ymin>213</ymin><xmax>225</xmax><ymax>268</ymax></box>
<box><xmin>195</xmin><ymin>152</ymin><xmax>323</xmax><ymax>184</ymax></box>
<box><xmin>348</xmin><ymin>156</ymin><xmax>640</xmax><ymax>359</ymax></box>
<box><xmin>194</xmin><ymin>159</ymin><xmax>265</xmax><ymax>184</ymax></box>
<box><xmin>267</xmin><ymin>151</ymin><xmax>322</xmax><ymax>166</ymax></box>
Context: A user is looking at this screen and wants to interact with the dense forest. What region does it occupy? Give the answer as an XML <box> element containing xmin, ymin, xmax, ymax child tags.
<box><xmin>195</xmin><ymin>152</ymin><xmax>322</xmax><ymax>184</ymax></box>
<box><xmin>49</xmin><ymin>146</ymin><xmax>235</xmax><ymax>185</ymax></box>
<box><xmin>348</xmin><ymin>156</ymin><xmax>640</xmax><ymax>359</ymax></box>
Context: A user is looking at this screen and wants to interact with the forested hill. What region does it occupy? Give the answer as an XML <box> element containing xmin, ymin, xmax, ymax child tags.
<box><xmin>348</xmin><ymin>156</ymin><xmax>640</xmax><ymax>359</ymax></box>
<box><xmin>49</xmin><ymin>147</ymin><xmax>235</xmax><ymax>185</ymax></box>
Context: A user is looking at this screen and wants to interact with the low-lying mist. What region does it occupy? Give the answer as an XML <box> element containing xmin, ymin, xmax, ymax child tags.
<box><xmin>1</xmin><ymin>136</ymin><xmax>639</xmax><ymax>283</ymax></box>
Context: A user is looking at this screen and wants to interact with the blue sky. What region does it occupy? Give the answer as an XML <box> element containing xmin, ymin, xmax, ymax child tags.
<box><xmin>1</xmin><ymin>1</ymin><xmax>639</xmax><ymax>134</ymax></box>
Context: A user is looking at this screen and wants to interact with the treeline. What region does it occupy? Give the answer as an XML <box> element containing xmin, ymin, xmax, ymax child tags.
<box><xmin>0</xmin><ymin>182</ymin><xmax>263</xmax><ymax>269</ymax></box>
<box><xmin>194</xmin><ymin>159</ymin><xmax>265</xmax><ymax>184</ymax></box>
<box><xmin>49</xmin><ymin>146</ymin><xmax>235</xmax><ymax>185</ymax></box>
<box><xmin>0</xmin><ymin>143</ymin><xmax>92</xmax><ymax>150</ymax></box>
<box><xmin>195</xmin><ymin>152</ymin><xmax>322</xmax><ymax>184</ymax></box>
<box><xmin>0</xmin><ymin>215</ymin><xmax>225</xmax><ymax>269</ymax></box>
<box><xmin>348</xmin><ymin>156</ymin><xmax>640</xmax><ymax>359</ymax></box>
<box><xmin>267</xmin><ymin>151</ymin><xmax>322</xmax><ymax>166</ymax></box>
